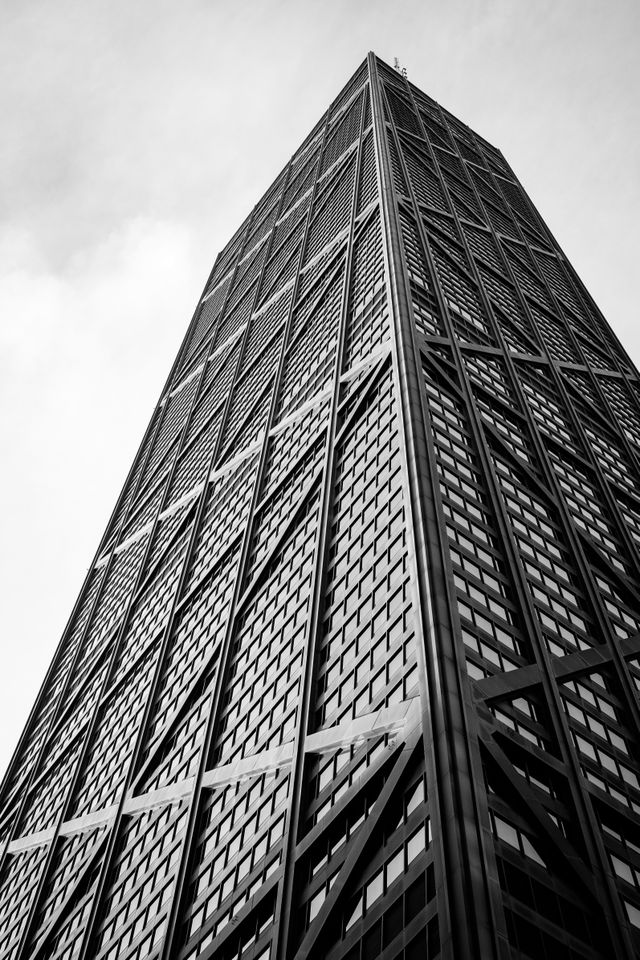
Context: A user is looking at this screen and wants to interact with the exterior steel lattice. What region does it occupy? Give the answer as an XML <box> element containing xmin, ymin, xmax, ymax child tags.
<box><xmin>2</xmin><ymin>53</ymin><xmax>640</xmax><ymax>960</ymax></box>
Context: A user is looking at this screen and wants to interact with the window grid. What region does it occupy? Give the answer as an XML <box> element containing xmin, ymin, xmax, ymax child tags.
<box><xmin>112</xmin><ymin>526</ymin><xmax>193</xmax><ymax>686</ymax></box>
<box><xmin>263</xmin><ymin>397</ymin><xmax>331</xmax><ymax>495</ymax></box>
<box><xmin>218</xmin><ymin>338</ymin><xmax>281</xmax><ymax>456</ymax></box>
<box><xmin>177</xmin><ymin>772</ymin><xmax>289</xmax><ymax>959</ymax></box>
<box><xmin>548</xmin><ymin>449</ymin><xmax>627</xmax><ymax>573</ymax></box>
<box><xmin>315</xmin><ymin>371</ymin><xmax>418</xmax><ymax>728</ymax></box>
<box><xmin>600</xmin><ymin>377</ymin><xmax>640</xmax><ymax>450</ymax></box>
<box><xmin>69</xmin><ymin>648</ymin><xmax>158</xmax><ymax>819</ymax></box>
<box><xmin>213</xmin><ymin>494</ymin><xmax>320</xmax><ymax>765</ymax></box>
<box><xmin>320</xmin><ymin>88</ymin><xmax>366</xmax><ymax>176</ymax></box>
<box><xmin>424</xmin><ymin>377</ymin><xmax>530</xmax><ymax>678</ymax></box>
<box><xmin>304</xmin><ymin>155</ymin><xmax>358</xmax><ymax>266</ymax></box>
<box><xmin>1</xmin><ymin>558</ymin><xmax>104</xmax><ymax>807</ymax></box>
<box><xmin>213</xmin><ymin>286</ymin><xmax>256</xmax><ymax>356</ymax></box>
<box><xmin>68</xmin><ymin>536</ymin><xmax>151</xmax><ymax>702</ymax></box>
<box><xmin>430</xmin><ymin>247</ymin><xmax>494</xmax><ymax>345</ymax></box>
<box><xmin>305</xmin><ymin>757</ymin><xmax>438</xmax><ymax>960</ymax></box>
<box><xmin>398</xmin><ymin>207</ymin><xmax>432</xmax><ymax>291</ymax></box>
<box><xmin>601</xmin><ymin>816</ymin><xmax>640</xmax><ymax>928</ymax></box>
<box><xmin>356</xmin><ymin>129</ymin><xmax>376</xmax><ymax>215</ymax></box>
<box><xmin>34</xmin><ymin>662</ymin><xmax>108</xmax><ymax>784</ymax></box>
<box><xmin>186</xmin><ymin>344</ymin><xmax>240</xmax><ymax>443</ymax></box>
<box><xmin>477</xmin><ymin>265</ymin><xmax>538</xmax><ymax>353</ymax></box>
<box><xmin>491</xmin><ymin>455</ymin><xmax>597</xmax><ymax>659</ymax></box>
<box><xmin>257</xmin><ymin>219</ymin><xmax>304</xmax><ymax>306</ymax></box>
<box><xmin>94</xmin><ymin>802</ymin><xmax>189</xmax><ymax>960</ymax></box>
<box><xmin>141</xmin><ymin>552</ymin><xmax>239</xmax><ymax>752</ymax></box>
<box><xmin>186</xmin><ymin>274</ymin><xmax>233</xmax><ymax>364</ymax></box>
<box><xmin>343</xmin><ymin>211</ymin><xmax>389</xmax><ymax>369</ymax></box>
<box><xmin>276</xmin><ymin>267</ymin><xmax>345</xmax><ymax>421</ymax></box>
<box><xmin>34</xmin><ymin>827</ymin><xmax>107</xmax><ymax>935</ymax></box>
<box><xmin>561</xmin><ymin>674</ymin><xmax>630</xmax><ymax>759</ymax></box>
<box><xmin>401</xmin><ymin>137</ymin><xmax>449</xmax><ymax>212</ymax></box>
<box><xmin>141</xmin><ymin>379</ymin><xmax>199</xmax><ymax>489</ymax></box>
<box><xmin>120</xmin><ymin>488</ymin><xmax>166</xmax><ymax>550</ymax></box>
<box><xmin>247</xmin><ymin>435</ymin><xmax>325</xmax><ymax>576</ymax></box>
<box><xmin>502</xmin><ymin>248</ymin><xmax>552</xmax><ymax>312</ymax></box>
<box><xmin>186</xmin><ymin>453</ymin><xmax>259</xmax><ymax>590</ymax></box>
<box><xmin>529</xmin><ymin>303</ymin><xmax>579</xmax><ymax>363</ymax></box>
<box><xmin>281</xmin><ymin>147</ymin><xmax>320</xmax><ymax>214</ymax></box>
<box><xmin>0</xmin><ymin>845</ymin><xmax>49</xmax><ymax>958</ymax></box>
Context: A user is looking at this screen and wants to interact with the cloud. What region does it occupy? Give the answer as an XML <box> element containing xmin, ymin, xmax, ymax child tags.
<box><xmin>0</xmin><ymin>216</ymin><xmax>202</xmax><ymax>772</ymax></box>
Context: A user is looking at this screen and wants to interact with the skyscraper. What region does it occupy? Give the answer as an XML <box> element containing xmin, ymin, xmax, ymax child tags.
<box><xmin>2</xmin><ymin>50</ymin><xmax>640</xmax><ymax>960</ymax></box>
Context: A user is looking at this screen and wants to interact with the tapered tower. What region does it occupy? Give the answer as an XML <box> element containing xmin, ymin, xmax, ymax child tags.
<box><xmin>2</xmin><ymin>53</ymin><xmax>640</xmax><ymax>960</ymax></box>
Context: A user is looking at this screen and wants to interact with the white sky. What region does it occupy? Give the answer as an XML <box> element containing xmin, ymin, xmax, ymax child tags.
<box><xmin>1</xmin><ymin>0</ymin><xmax>638</xmax><ymax>777</ymax></box>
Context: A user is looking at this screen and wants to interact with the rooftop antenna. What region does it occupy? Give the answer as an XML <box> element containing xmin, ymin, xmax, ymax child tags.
<box><xmin>393</xmin><ymin>57</ymin><xmax>408</xmax><ymax>79</ymax></box>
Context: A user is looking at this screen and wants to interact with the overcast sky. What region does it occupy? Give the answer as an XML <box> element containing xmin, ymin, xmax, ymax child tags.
<box><xmin>1</xmin><ymin>0</ymin><xmax>638</xmax><ymax>777</ymax></box>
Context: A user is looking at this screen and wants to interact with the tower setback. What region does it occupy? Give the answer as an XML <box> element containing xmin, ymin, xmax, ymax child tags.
<box><xmin>2</xmin><ymin>53</ymin><xmax>640</xmax><ymax>960</ymax></box>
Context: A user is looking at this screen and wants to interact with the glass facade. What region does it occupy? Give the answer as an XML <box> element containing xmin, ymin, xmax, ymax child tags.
<box><xmin>1</xmin><ymin>53</ymin><xmax>639</xmax><ymax>960</ymax></box>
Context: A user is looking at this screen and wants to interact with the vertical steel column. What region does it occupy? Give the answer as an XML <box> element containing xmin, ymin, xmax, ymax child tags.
<box><xmin>272</xmin><ymin>79</ymin><xmax>367</xmax><ymax>960</ymax></box>
<box><xmin>368</xmin><ymin>53</ymin><xmax>503</xmax><ymax>960</ymax></box>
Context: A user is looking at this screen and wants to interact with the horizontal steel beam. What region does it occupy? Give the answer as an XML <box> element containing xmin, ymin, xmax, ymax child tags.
<box><xmin>5</xmin><ymin>698</ymin><xmax>420</xmax><ymax>854</ymax></box>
